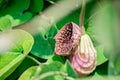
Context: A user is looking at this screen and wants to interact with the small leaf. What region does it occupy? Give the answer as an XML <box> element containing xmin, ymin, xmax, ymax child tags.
<box><xmin>96</xmin><ymin>46</ymin><xmax>108</xmax><ymax>66</ymax></box>
<box><xmin>47</xmin><ymin>55</ymin><xmax>64</xmax><ymax>64</ymax></box>
<box><xmin>66</xmin><ymin>60</ymin><xmax>77</xmax><ymax>78</ymax></box>
<box><xmin>0</xmin><ymin>15</ymin><xmax>12</xmax><ymax>30</ymax></box>
<box><xmin>18</xmin><ymin>66</ymin><xmax>37</xmax><ymax>80</ymax></box>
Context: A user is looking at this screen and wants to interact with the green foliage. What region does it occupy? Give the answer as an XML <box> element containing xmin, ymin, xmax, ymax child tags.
<box><xmin>6</xmin><ymin>56</ymin><xmax>39</xmax><ymax>80</ymax></box>
<box><xmin>0</xmin><ymin>0</ymin><xmax>43</xmax><ymax>29</ymax></box>
<box><xmin>114</xmin><ymin>53</ymin><xmax>120</xmax><ymax>74</ymax></box>
<box><xmin>0</xmin><ymin>52</ymin><xmax>26</xmax><ymax>80</ymax></box>
<box><xmin>19</xmin><ymin>61</ymin><xmax>65</xmax><ymax>80</ymax></box>
<box><xmin>0</xmin><ymin>0</ymin><xmax>120</xmax><ymax>80</ymax></box>
<box><xmin>47</xmin><ymin>55</ymin><xmax>64</xmax><ymax>64</ymax></box>
<box><xmin>27</xmin><ymin>0</ymin><xmax>43</xmax><ymax>15</ymax></box>
<box><xmin>31</xmin><ymin>24</ymin><xmax>58</xmax><ymax>59</ymax></box>
<box><xmin>88</xmin><ymin>1</ymin><xmax>115</xmax><ymax>55</ymax></box>
<box><xmin>66</xmin><ymin>60</ymin><xmax>77</xmax><ymax>78</ymax></box>
<box><xmin>0</xmin><ymin>15</ymin><xmax>12</xmax><ymax>30</ymax></box>
<box><xmin>18</xmin><ymin>66</ymin><xmax>37</xmax><ymax>80</ymax></box>
<box><xmin>96</xmin><ymin>46</ymin><xmax>108</xmax><ymax>66</ymax></box>
<box><xmin>0</xmin><ymin>30</ymin><xmax>34</xmax><ymax>79</ymax></box>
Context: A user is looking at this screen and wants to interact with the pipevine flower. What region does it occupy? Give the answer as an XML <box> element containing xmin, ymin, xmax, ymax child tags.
<box><xmin>54</xmin><ymin>22</ymin><xmax>82</xmax><ymax>56</ymax></box>
<box><xmin>70</xmin><ymin>34</ymin><xmax>96</xmax><ymax>75</ymax></box>
<box><xmin>54</xmin><ymin>22</ymin><xmax>96</xmax><ymax>75</ymax></box>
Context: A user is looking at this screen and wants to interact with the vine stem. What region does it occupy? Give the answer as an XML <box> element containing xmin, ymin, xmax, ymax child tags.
<box><xmin>80</xmin><ymin>0</ymin><xmax>86</xmax><ymax>34</ymax></box>
<box><xmin>27</xmin><ymin>55</ymin><xmax>41</xmax><ymax>65</ymax></box>
<box><xmin>35</xmin><ymin>71</ymin><xmax>75</xmax><ymax>80</ymax></box>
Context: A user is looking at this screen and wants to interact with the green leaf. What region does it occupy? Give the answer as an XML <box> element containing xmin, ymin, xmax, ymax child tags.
<box><xmin>114</xmin><ymin>53</ymin><xmax>120</xmax><ymax>74</ymax></box>
<box><xmin>31</xmin><ymin>24</ymin><xmax>58</xmax><ymax>59</ymax></box>
<box><xmin>40</xmin><ymin>61</ymin><xmax>63</xmax><ymax>73</ymax></box>
<box><xmin>6</xmin><ymin>56</ymin><xmax>39</xmax><ymax>80</ymax></box>
<box><xmin>78</xmin><ymin>75</ymin><xmax>120</xmax><ymax>80</ymax></box>
<box><xmin>27</xmin><ymin>0</ymin><xmax>43</xmax><ymax>15</ymax></box>
<box><xmin>34</xmin><ymin>61</ymin><xmax>65</xmax><ymax>80</ymax></box>
<box><xmin>0</xmin><ymin>29</ymin><xmax>34</xmax><ymax>79</ymax></box>
<box><xmin>18</xmin><ymin>66</ymin><xmax>37</xmax><ymax>80</ymax></box>
<box><xmin>0</xmin><ymin>0</ymin><xmax>30</xmax><ymax>17</ymax></box>
<box><xmin>47</xmin><ymin>55</ymin><xmax>64</xmax><ymax>64</ymax></box>
<box><xmin>66</xmin><ymin>60</ymin><xmax>77</xmax><ymax>78</ymax></box>
<box><xmin>83</xmin><ymin>72</ymin><xmax>111</xmax><ymax>80</ymax></box>
<box><xmin>95</xmin><ymin>61</ymin><xmax>108</xmax><ymax>75</ymax></box>
<box><xmin>0</xmin><ymin>14</ymin><xmax>31</xmax><ymax>30</ymax></box>
<box><xmin>0</xmin><ymin>29</ymin><xmax>34</xmax><ymax>54</ymax></box>
<box><xmin>0</xmin><ymin>0</ymin><xmax>8</xmax><ymax>10</ymax></box>
<box><xmin>96</xmin><ymin>46</ymin><xmax>108</xmax><ymax>66</ymax></box>
<box><xmin>16</xmin><ymin>12</ymin><xmax>32</xmax><ymax>26</ymax></box>
<box><xmin>0</xmin><ymin>0</ymin><xmax>32</xmax><ymax>29</ymax></box>
<box><xmin>0</xmin><ymin>52</ymin><xmax>20</xmax><ymax>70</ymax></box>
<box><xmin>0</xmin><ymin>52</ymin><xmax>26</xmax><ymax>80</ymax></box>
<box><xmin>88</xmin><ymin>1</ymin><xmax>115</xmax><ymax>57</ymax></box>
<box><xmin>0</xmin><ymin>15</ymin><xmax>12</xmax><ymax>30</ymax></box>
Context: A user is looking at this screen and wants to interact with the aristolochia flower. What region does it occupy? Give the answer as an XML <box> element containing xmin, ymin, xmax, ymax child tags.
<box><xmin>70</xmin><ymin>34</ymin><xmax>96</xmax><ymax>75</ymax></box>
<box><xmin>54</xmin><ymin>22</ymin><xmax>82</xmax><ymax>55</ymax></box>
<box><xmin>54</xmin><ymin>22</ymin><xmax>96</xmax><ymax>75</ymax></box>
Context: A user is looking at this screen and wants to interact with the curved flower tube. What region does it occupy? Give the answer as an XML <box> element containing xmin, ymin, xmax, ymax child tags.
<box><xmin>70</xmin><ymin>34</ymin><xmax>96</xmax><ymax>75</ymax></box>
<box><xmin>54</xmin><ymin>22</ymin><xmax>82</xmax><ymax>56</ymax></box>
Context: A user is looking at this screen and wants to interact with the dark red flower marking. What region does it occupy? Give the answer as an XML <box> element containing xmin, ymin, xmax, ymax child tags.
<box><xmin>54</xmin><ymin>22</ymin><xmax>82</xmax><ymax>56</ymax></box>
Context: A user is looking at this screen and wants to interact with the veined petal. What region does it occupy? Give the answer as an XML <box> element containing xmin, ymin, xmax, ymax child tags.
<box><xmin>70</xmin><ymin>34</ymin><xmax>96</xmax><ymax>75</ymax></box>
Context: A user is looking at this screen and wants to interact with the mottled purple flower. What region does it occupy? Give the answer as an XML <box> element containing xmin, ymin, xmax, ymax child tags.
<box><xmin>54</xmin><ymin>22</ymin><xmax>82</xmax><ymax>55</ymax></box>
<box><xmin>54</xmin><ymin>22</ymin><xmax>96</xmax><ymax>75</ymax></box>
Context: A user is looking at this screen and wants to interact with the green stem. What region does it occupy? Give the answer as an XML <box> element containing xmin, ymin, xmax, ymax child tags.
<box><xmin>80</xmin><ymin>0</ymin><xmax>86</xmax><ymax>34</ymax></box>
<box><xmin>36</xmin><ymin>71</ymin><xmax>74</xmax><ymax>80</ymax></box>
<box><xmin>46</xmin><ymin>0</ymin><xmax>56</xmax><ymax>5</ymax></box>
<box><xmin>27</xmin><ymin>55</ymin><xmax>41</xmax><ymax>65</ymax></box>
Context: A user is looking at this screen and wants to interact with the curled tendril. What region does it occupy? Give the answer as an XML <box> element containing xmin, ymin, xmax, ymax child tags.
<box><xmin>54</xmin><ymin>22</ymin><xmax>82</xmax><ymax>56</ymax></box>
<box><xmin>70</xmin><ymin>34</ymin><xmax>96</xmax><ymax>75</ymax></box>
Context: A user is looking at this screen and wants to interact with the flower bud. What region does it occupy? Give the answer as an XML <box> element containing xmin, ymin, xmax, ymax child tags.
<box><xmin>54</xmin><ymin>22</ymin><xmax>82</xmax><ymax>56</ymax></box>
<box><xmin>70</xmin><ymin>34</ymin><xmax>96</xmax><ymax>75</ymax></box>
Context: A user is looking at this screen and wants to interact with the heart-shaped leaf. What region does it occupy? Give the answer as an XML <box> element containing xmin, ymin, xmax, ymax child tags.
<box><xmin>0</xmin><ymin>29</ymin><xmax>34</xmax><ymax>79</ymax></box>
<box><xmin>31</xmin><ymin>24</ymin><xmax>58</xmax><ymax>59</ymax></box>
